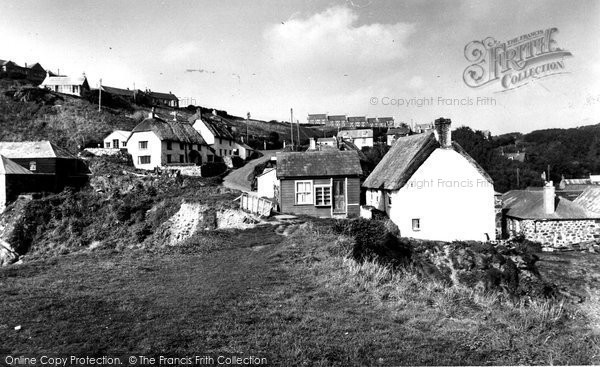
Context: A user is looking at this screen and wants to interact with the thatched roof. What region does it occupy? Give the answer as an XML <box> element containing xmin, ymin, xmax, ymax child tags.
<box><xmin>129</xmin><ymin>115</ymin><xmax>206</xmax><ymax>145</ymax></box>
<box><xmin>0</xmin><ymin>156</ymin><xmax>32</xmax><ymax>175</ymax></box>
<box><xmin>0</xmin><ymin>141</ymin><xmax>77</xmax><ymax>159</ymax></box>
<box><xmin>503</xmin><ymin>190</ymin><xmax>600</xmax><ymax>220</ymax></box>
<box><xmin>276</xmin><ymin>150</ymin><xmax>362</xmax><ymax>179</ymax></box>
<box><xmin>362</xmin><ymin>132</ymin><xmax>492</xmax><ymax>190</ymax></box>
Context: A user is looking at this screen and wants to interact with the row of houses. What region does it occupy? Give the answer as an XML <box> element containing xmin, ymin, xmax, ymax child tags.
<box><xmin>103</xmin><ymin>109</ymin><xmax>255</xmax><ymax>170</ymax></box>
<box><xmin>306</xmin><ymin>114</ymin><xmax>395</xmax><ymax>128</ymax></box>
<box><xmin>0</xmin><ymin>59</ymin><xmax>49</xmax><ymax>84</ymax></box>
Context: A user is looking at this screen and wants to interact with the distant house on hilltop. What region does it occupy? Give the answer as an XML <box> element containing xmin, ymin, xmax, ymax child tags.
<box><xmin>100</xmin><ymin>85</ymin><xmax>138</xmax><ymax>104</ymax></box>
<box><xmin>189</xmin><ymin>112</ymin><xmax>236</xmax><ymax>158</ymax></box>
<box><xmin>363</xmin><ymin>118</ymin><xmax>496</xmax><ymax>241</ymax></box>
<box><xmin>145</xmin><ymin>90</ymin><xmax>179</xmax><ymax>108</ymax></box>
<box><xmin>307</xmin><ymin>114</ymin><xmax>327</xmax><ymax>125</ymax></box>
<box><xmin>127</xmin><ymin>110</ymin><xmax>211</xmax><ymax>169</ymax></box>
<box><xmin>0</xmin><ymin>60</ymin><xmax>48</xmax><ymax>84</ymax></box>
<box><xmin>276</xmin><ymin>150</ymin><xmax>363</xmax><ymax>218</ymax></box>
<box><xmin>502</xmin><ymin>183</ymin><xmax>600</xmax><ymax>249</ymax></box>
<box><xmin>337</xmin><ymin>129</ymin><xmax>373</xmax><ymax>150</ymax></box>
<box><xmin>40</xmin><ymin>73</ymin><xmax>90</xmax><ymax>97</ymax></box>
<box><xmin>386</xmin><ymin>126</ymin><xmax>410</xmax><ymax>146</ymax></box>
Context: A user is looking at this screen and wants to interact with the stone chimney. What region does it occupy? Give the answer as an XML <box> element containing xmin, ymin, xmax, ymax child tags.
<box><xmin>309</xmin><ymin>137</ymin><xmax>316</xmax><ymax>150</ymax></box>
<box><xmin>434</xmin><ymin>117</ymin><xmax>452</xmax><ymax>148</ymax></box>
<box><xmin>543</xmin><ymin>181</ymin><xmax>556</xmax><ymax>215</ymax></box>
<box><xmin>148</xmin><ymin>107</ymin><xmax>156</xmax><ymax>119</ymax></box>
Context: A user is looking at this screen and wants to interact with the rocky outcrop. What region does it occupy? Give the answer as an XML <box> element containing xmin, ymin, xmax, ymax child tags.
<box><xmin>0</xmin><ymin>196</ymin><xmax>32</xmax><ymax>266</ymax></box>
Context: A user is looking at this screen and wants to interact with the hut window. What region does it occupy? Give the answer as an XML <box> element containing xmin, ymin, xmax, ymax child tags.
<box><xmin>180</xmin><ymin>142</ymin><xmax>184</xmax><ymax>150</ymax></box>
<box><xmin>167</xmin><ymin>141</ymin><xmax>172</xmax><ymax>150</ymax></box>
<box><xmin>139</xmin><ymin>141</ymin><xmax>148</xmax><ymax>150</ymax></box>
<box><xmin>167</xmin><ymin>155</ymin><xmax>172</xmax><ymax>163</ymax></box>
<box><xmin>29</xmin><ymin>161</ymin><xmax>36</xmax><ymax>171</ymax></box>
<box><xmin>295</xmin><ymin>180</ymin><xmax>313</xmax><ymax>205</ymax></box>
<box><xmin>138</xmin><ymin>156</ymin><xmax>151</xmax><ymax>165</ymax></box>
<box><xmin>314</xmin><ymin>185</ymin><xmax>332</xmax><ymax>206</ymax></box>
<box><xmin>105</xmin><ymin>142</ymin><xmax>111</xmax><ymax>148</ymax></box>
<box><xmin>412</xmin><ymin>219</ymin><xmax>420</xmax><ymax>231</ymax></box>
<box><xmin>179</xmin><ymin>155</ymin><xmax>184</xmax><ymax>163</ymax></box>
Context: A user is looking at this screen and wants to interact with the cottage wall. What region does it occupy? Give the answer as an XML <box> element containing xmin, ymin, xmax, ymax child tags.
<box><xmin>128</xmin><ymin>131</ymin><xmax>162</xmax><ymax>169</ymax></box>
<box><xmin>352</xmin><ymin>137</ymin><xmax>373</xmax><ymax>150</ymax></box>
<box><xmin>388</xmin><ymin>148</ymin><xmax>496</xmax><ymax>241</ymax></box>
<box><xmin>103</xmin><ymin>131</ymin><xmax>130</xmax><ymax>149</ymax></box>
<box><xmin>507</xmin><ymin>217</ymin><xmax>600</xmax><ymax>249</ymax></box>
<box><xmin>257</xmin><ymin>169</ymin><xmax>278</xmax><ymax>199</ymax></box>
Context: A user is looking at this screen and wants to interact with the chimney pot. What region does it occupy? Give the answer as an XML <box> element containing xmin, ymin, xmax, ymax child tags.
<box><xmin>434</xmin><ymin>117</ymin><xmax>452</xmax><ymax>148</ymax></box>
<box><xmin>543</xmin><ymin>181</ymin><xmax>556</xmax><ymax>215</ymax></box>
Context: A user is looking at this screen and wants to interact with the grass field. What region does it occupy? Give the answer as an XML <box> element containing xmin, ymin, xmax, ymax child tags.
<box><xmin>1</xmin><ymin>222</ymin><xmax>599</xmax><ymax>366</ymax></box>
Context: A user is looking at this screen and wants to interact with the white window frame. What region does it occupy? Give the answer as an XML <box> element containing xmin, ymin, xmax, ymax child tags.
<box><xmin>138</xmin><ymin>155</ymin><xmax>151</xmax><ymax>165</ymax></box>
<box><xmin>314</xmin><ymin>184</ymin><xmax>332</xmax><ymax>207</ymax></box>
<box><xmin>295</xmin><ymin>180</ymin><xmax>313</xmax><ymax>205</ymax></box>
<box><xmin>139</xmin><ymin>141</ymin><xmax>148</xmax><ymax>150</ymax></box>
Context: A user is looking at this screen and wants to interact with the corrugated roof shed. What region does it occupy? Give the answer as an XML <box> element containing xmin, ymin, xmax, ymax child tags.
<box><xmin>503</xmin><ymin>190</ymin><xmax>600</xmax><ymax>220</ymax></box>
<box><xmin>0</xmin><ymin>141</ymin><xmax>77</xmax><ymax>159</ymax></box>
<box><xmin>0</xmin><ymin>155</ymin><xmax>33</xmax><ymax>175</ymax></box>
<box><xmin>41</xmin><ymin>75</ymin><xmax>87</xmax><ymax>86</ymax></box>
<box><xmin>130</xmin><ymin>116</ymin><xmax>206</xmax><ymax>145</ymax></box>
<box><xmin>573</xmin><ymin>187</ymin><xmax>600</xmax><ymax>214</ymax></box>
<box><xmin>276</xmin><ymin>150</ymin><xmax>362</xmax><ymax>178</ymax></box>
<box><xmin>362</xmin><ymin>132</ymin><xmax>492</xmax><ymax>190</ymax></box>
<box><xmin>338</xmin><ymin>129</ymin><xmax>373</xmax><ymax>138</ymax></box>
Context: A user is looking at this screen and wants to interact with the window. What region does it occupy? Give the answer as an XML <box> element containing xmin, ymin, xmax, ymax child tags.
<box><xmin>139</xmin><ymin>141</ymin><xmax>148</xmax><ymax>149</ymax></box>
<box><xmin>122</xmin><ymin>142</ymin><xmax>127</xmax><ymax>147</ymax></box>
<box><xmin>314</xmin><ymin>185</ymin><xmax>332</xmax><ymax>206</ymax></box>
<box><xmin>105</xmin><ymin>142</ymin><xmax>111</xmax><ymax>148</ymax></box>
<box><xmin>138</xmin><ymin>156</ymin><xmax>151</xmax><ymax>165</ymax></box>
<box><xmin>179</xmin><ymin>155</ymin><xmax>184</xmax><ymax>163</ymax></box>
<box><xmin>295</xmin><ymin>181</ymin><xmax>313</xmax><ymax>205</ymax></box>
<box><xmin>412</xmin><ymin>219</ymin><xmax>420</xmax><ymax>231</ymax></box>
<box><xmin>167</xmin><ymin>141</ymin><xmax>172</xmax><ymax>150</ymax></box>
<box><xmin>387</xmin><ymin>193</ymin><xmax>392</xmax><ymax>206</ymax></box>
<box><xmin>180</xmin><ymin>142</ymin><xmax>184</xmax><ymax>150</ymax></box>
<box><xmin>167</xmin><ymin>154</ymin><xmax>172</xmax><ymax>163</ymax></box>
<box><xmin>219</xmin><ymin>149</ymin><xmax>222</xmax><ymax>156</ymax></box>
<box><xmin>29</xmin><ymin>161</ymin><xmax>36</xmax><ymax>171</ymax></box>
<box><xmin>113</xmin><ymin>139</ymin><xmax>119</xmax><ymax>149</ymax></box>
<box><xmin>219</xmin><ymin>138</ymin><xmax>223</xmax><ymax>145</ymax></box>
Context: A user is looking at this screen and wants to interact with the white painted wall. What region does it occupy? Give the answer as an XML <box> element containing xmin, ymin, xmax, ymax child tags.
<box><xmin>384</xmin><ymin>148</ymin><xmax>495</xmax><ymax>241</ymax></box>
<box><xmin>192</xmin><ymin>119</ymin><xmax>235</xmax><ymax>157</ymax></box>
<box><xmin>351</xmin><ymin>137</ymin><xmax>373</xmax><ymax>150</ymax></box>
<box><xmin>192</xmin><ymin>119</ymin><xmax>215</xmax><ymax>145</ymax></box>
<box><xmin>103</xmin><ymin>131</ymin><xmax>131</xmax><ymax>149</ymax></box>
<box><xmin>0</xmin><ymin>175</ymin><xmax>5</xmax><ymax>213</ymax></box>
<box><xmin>257</xmin><ymin>168</ymin><xmax>278</xmax><ymax>198</ymax></box>
<box><xmin>127</xmin><ymin>131</ymin><xmax>162</xmax><ymax>169</ymax></box>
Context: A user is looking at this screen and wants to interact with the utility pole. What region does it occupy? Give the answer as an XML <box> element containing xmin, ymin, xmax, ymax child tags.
<box><xmin>246</xmin><ymin>112</ymin><xmax>250</xmax><ymax>145</ymax></box>
<box><xmin>98</xmin><ymin>78</ymin><xmax>102</xmax><ymax>112</ymax></box>
<box><xmin>296</xmin><ymin>119</ymin><xmax>300</xmax><ymax>147</ymax></box>
<box><xmin>290</xmin><ymin>108</ymin><xmax>294</xmax><ymax>148</ymax></box>
<box><xmin>516</xmin><ymin>167</ymin><xmax>520</xmax><ymax>188</ymax></box>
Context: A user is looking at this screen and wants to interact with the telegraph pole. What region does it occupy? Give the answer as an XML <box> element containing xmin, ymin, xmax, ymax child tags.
<box><xmin>296</xmin><ymin>119</ymin><xmax>300</xmax><ymax>146</ymax></box>
<box><xmin>290</xmin><ymin>108</ymin><xmax>294</xmax><ymax>148</ymax></box>
<box><xmin>246</xmin><ymin>112</ymin><xmax>250</xmax><ymax>144</ymax></box>
<box><xmin>98</xmin><ymin>78</ymin><xmax>102</xmax><ymax>112</ymax></box>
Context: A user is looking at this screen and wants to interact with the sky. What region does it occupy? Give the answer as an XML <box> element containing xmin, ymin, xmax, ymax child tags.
<box><xmin>1</xmin><ymin>0</ymin><xmax>599</xmax><ymax>134</ymax></box>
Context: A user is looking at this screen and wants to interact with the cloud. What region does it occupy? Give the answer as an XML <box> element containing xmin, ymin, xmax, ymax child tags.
<box><xmin>264</xmin><ymin>6</ymin><xmax>415</xmax><ymax>73</ymax></box>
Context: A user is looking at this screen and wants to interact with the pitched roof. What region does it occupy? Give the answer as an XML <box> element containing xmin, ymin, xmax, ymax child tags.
<box><xmin>101</xmin><ymin>85</ymin><xmax>135</xmax><ymax>97</ymax></box>
<box><xmin>104</xmin><ymin>130</ymin><xmax>131</xmax><ymax>140</ymax></box>
<box><xmin>0</xmin><ymin>141</ymin><xmax>77</xmax><ymax>159</ymax></box>
<box><xmin>276</xmin><ymin>150</ymin><xmax>362</xmax><ymax>178</ymax></box>
<box><xmin>189</xmin><ymin>113</ymin><xmax>235</xmax><ymax>140</ymax></box>
<box><xmin>503</xmin><ymin>190</ymin><xmax>600</xmax><ymax>220</ymax></box>
<box><xmin>367</xmin><ymin>118</ymin><xmax>378</xmax><ymax>123</ymax></box>
<box><xmin>146</xmin><ymin>91</ymin><xmax>178</xmax><ymax>100</ymax></box>
<box><xmin>129</xmin><ymin>115</ymin><xmax>206</xmax><ymax>145</ymax></box>
<box><xmin>378</xmin><ymin>117</ymin><xmax>394</xmax><ymax>122</ymax></box>
<box><xmin>308</xmin><ymin>114</ymin><xmax>327</xmax><ymax>119</ymax></box>
<box><xmin>0</xmin><ymin>155</ymin><xmax>33</xmax><ymax>175</ymax></box>
<box><xmin>387</xmin><ymin>127</ymin><xmax>410</xmax><ymax>135</ymax></box>
<box><xmin>338</xmin><ymin>129</ymin><xmax>373</xmax><ymax>139</ymax></box>
<box><xmin>348</xmin><ymin>116</ymin><xmax>367</xmax><ymax>122</ymax></box>
<box><xmin>573</xmin><ymin>187</ymin><xmax>600</xmax><ymax>214</ymax></box>
<box><xmin>41</xmin><ymin>75</ymin><xmax>88</xmax><ymax>86</ymax></box>
<box><xmin>362</xmin><ymin>132</ymin><xmax>492</xmax><ymax>190</ymax></box>
<box><xmin>328</xmin><ymin>115</ymin><xmax>347</xmax><ymax>121</ymax></box>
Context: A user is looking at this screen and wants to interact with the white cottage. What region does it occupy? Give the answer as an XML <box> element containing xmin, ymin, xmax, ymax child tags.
<box><xmin>40</xmin><ymin>73</ymin><xmax>90</xmax><ymax>97</ymax></box>
<box><xmin>103</xmin><ymin>130</ymin><xmax>131</xmax><ymax>149</ymax></box>
<box><xmin>127</xmin><ymin>111</ymin><xmax>212</xmax><ymax>170</ymax></box>
<box><xmin>363</xmin><ymin>118</ymin><xmax>495</xmax><ymax>241</ymax></box>
<box><xmin>337</xmin><ymin>129</ymin><xmax>373</xmax><ymax>150</ymax></box>
<box><xmin>189</xmin><ymin>112</ymin><xmax>236</xmax><ymax>158</ymax></box>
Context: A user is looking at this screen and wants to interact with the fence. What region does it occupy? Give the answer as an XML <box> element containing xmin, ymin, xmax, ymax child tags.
<box><xmin>239</xmin><ymin>192</ymin><xmax>275</xmax><ymax>217</ymax></box>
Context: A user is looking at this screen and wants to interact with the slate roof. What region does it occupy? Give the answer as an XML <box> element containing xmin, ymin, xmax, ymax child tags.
<box><xmin>41</xmin><ymin>75</ymin><xmax>87</xmax><ymax>86</ymax></box>
<box><xmin>146</xmin><ymin>91</ymin><xmax>178</xmax><ymax>101</ymax></box>
<box><xmin>573</xmin><ymin>187</ymin><xmax>600</xmax><ymax>214</ymax></box>
<box><xmin>308</xmin><ymin>114</ymin><xmax>327</xmax><ymax>120</ymax></box>
<box><xmin>378</xmin><ymin>117</ymin><xmax>394</xmax><ymax>123</ymax></box>
<box><xmin>189</xmin><ymin>113</ymin><xmax>235</xmax><ymax>140</ymax></box>
<box><xmin>362</xmin><ymin>131</ymin><xmax>492</xmax><ymax>190</ymax></box>
<box><xmin>386</xmin><ymin>127</ymin><xmax>410</xmax><ymax>135</ymax></box>
<box><xmin>503</xmin><ymin>190</ymin><xmax>600</xmax><ymax>220</ymax></box>
<box><xmin>129</xmin><ymin>115</ymin><xmax>206</xmax><ymax>145</ymax></box>
<box><xmin>101</xmin><ymin>85</ymin><xmax>135</xmax><ymax>97</ymax></box>
<box><xmin>0</xmin><ymin>155</ymin><xmax>33</xmax><ymax>175</ymax></box>
<box><xmin>348</xmin><ymin>116</ymin><xmax>367</xmax><ymax>123</ymax></box>
<box><xmin>367</xmin><ymin>118</ymin><xmax>378</xmax><ymax>124</ymax></box>
<box><xmin>276</xmin><ymin>150</ymin><xmax>362</xmax><ymax>178</ymax></box>
<box><xmin>328</xmin><ymin>115</ymin><xmax>347</xmax><ymax>121</ymax></box>
<box><xmin>0</xmin><ymin>141</ymin><xmax>77</xmax><ymax>159</ymax></box>
<box><xmin>338</xmin><ymin>129</ymin><xmax>373</xmax><ymax>139</ymax></box>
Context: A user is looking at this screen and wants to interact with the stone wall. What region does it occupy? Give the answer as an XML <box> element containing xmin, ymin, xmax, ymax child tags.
<box><xmin>508</xmin><ymin>217</ymin><xmax>600</xmax><ymax>249</ymax></box>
